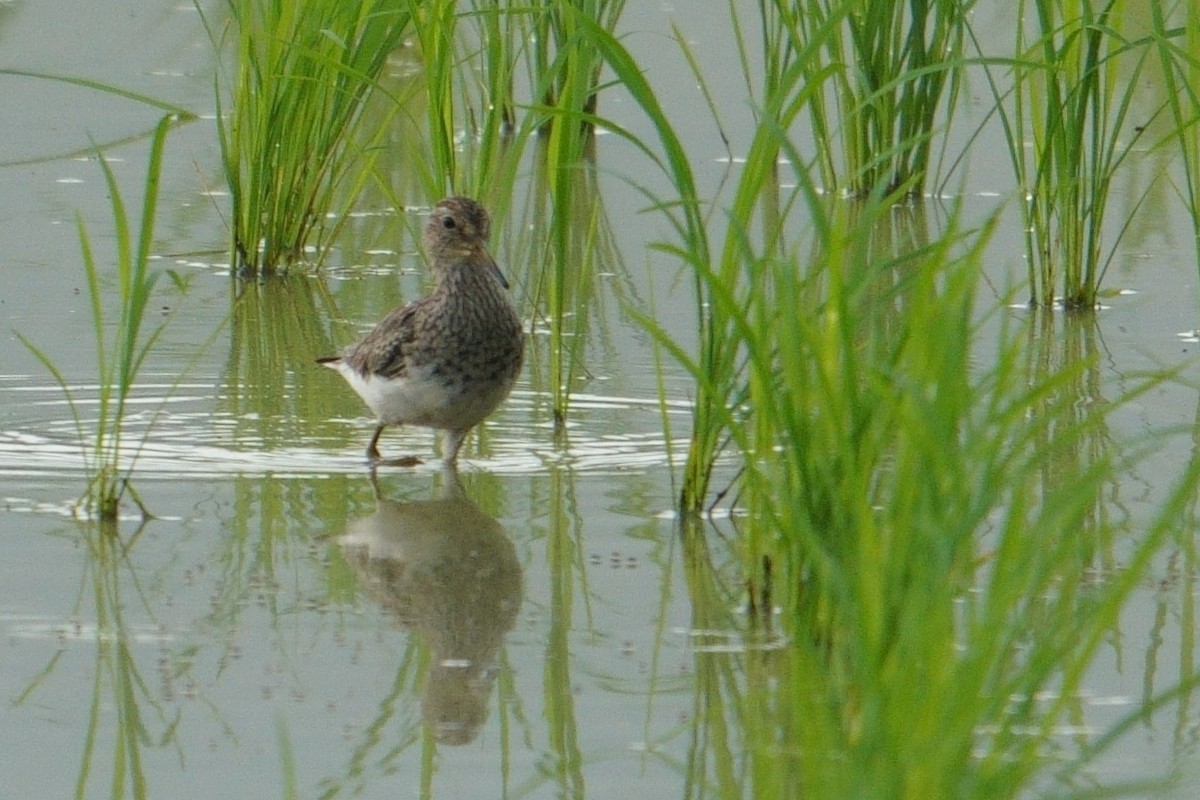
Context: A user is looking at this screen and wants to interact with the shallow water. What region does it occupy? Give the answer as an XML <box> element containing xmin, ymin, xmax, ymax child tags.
<box><xmin>3</xmin><ymin>1</ymin><xmax>1200</xmax><ymax>798</ymax></box>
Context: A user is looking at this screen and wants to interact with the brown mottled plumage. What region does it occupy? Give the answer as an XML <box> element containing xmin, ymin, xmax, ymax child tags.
<box><xmin>317</xmin><ymin>197</ymin><xmax>524</xmax><ymax>464</ymax></box>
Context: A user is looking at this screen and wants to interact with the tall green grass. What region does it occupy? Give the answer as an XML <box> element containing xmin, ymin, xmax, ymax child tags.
<box><xmin>1017</xmin><ymin>0</ymin><xmax>1145</xmax><ymax>309</ymax></box>
<box><xmin>512</xmin><ymin>139</ymin><xmax>620</xmax><ymax>429</ymax></box>
<box><xmin>532</xmin><ymin>0</ymin><xmax>626</xmax><ymax>121</ymax></box>
<box><xmin>203</xmin><ymin>0</ymin><xmax>412</xmax><ymax>275</ymax></box>
<box><xmin>729</xmin><ymin>0</ymin><xmax>971</xmax><ymax>197</ymax></box>
<box><xmin>534</xmin><ymin>5</ymin><xmax>613</xmax><ymax>426</ymax></box>
<box><xmin>401</xmin><ymin>0</ymin><xmax>625</xmax><ymax>194</ymax></box>
<box><xmin>407</xmin><ymin>0</ymin><xmax>461</xmax><ymax>198</ymax></box>
<box><xmin>666</xmin><ymin>188</ymin><xmax>1200</xmax><ymax>797</ymax></box>
<box><xmin>1152</xmin><ymin>0</ymin><xmax>1200</xmax><ymax>271</ymax></box>
<box><xmin>977</xmin><ymin>0</ymin><xmax>1158</xmax><ymax>308</ymax></box>
<box><xmin>581</xmin><ymin>0</ymin><xmax>967</xmax><ymax>507</ymax></box>
<box><xmin>551</xmin><ymin>4</ymin><xmax>1200</xmax><ymax>795</ymax></box>
<box><xmin>836</xmin><ymin>0</ymin><xmax>972</xmax><ymax>195</ymax></box>
<box><xmin>557</xmin><ymin>12</ymin><xmax>714</xmax><ymax>503</ymax></box>
<box><xmin>605</xmin><ymin>5</ymin><xmax>839</xmax><ymax>509</ymax></box>
<box><xmin>406</xmin><ymin>0</ymin><xmax>522</xmax><ymax>198</ymax></box>
<box><xmin>399</xmin><ymin>1</ymin><xmax>533</xmax><ymax>208</ymax></box>
<box><xmin>17</xmin><ymin>116</ymin><xmax>183</xmax><ymax>521</ymax></box>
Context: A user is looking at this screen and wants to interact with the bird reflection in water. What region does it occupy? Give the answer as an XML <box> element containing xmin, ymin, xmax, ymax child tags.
<box><xmin>338</xmin><ymin>466</ymin><xmax>523</xmax><ymax>745</ymax></box>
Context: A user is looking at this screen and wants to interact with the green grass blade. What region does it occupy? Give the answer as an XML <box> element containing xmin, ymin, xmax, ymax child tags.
<box><xmin>0</xmin><ymin>68</ymin><xmax>196</xmax><ymax>119</ymax></box>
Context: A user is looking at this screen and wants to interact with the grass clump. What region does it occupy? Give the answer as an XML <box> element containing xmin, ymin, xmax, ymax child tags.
<box><xmin>203</xmin><ymin>0</ymin><xmax>412</xmax><ymax>275</ymax></box>
<box><xmin>521</xmin><ymin>1</ymin><xmax>630</xmax><ymax>427</ymax></box>
<box><xmin>530</xmin><ymin>0</ymin><xmax>626</xmax><ymax>122</ymax></box>
<box><xmin>1015</xmin><ymin>0</ymin><xmax>1144</xmax><ymax>309</ymax></box>
<box><xmin>835</xmin><ymin>0</ymin><xmax>972</xmax><ymax>196</ymax></box>
<box><xmin>567</xmin><ymin>4</ymin><xmax>1200</xmax><ymax>794</ymax></box>
<box><xmin>667</xmin><ymin>182</ymin><xmax>1199</xmax><ymax>798</ymax></box>
<box><xmin>1151</xmin><ymin>0</ymin><xmax>1200</xmax><ymax>272</ymax></box>
<box><xmin>979</xmin><ymin>0</ymin><xmax>1162</xmax><ymax>308</ymax></box>
<box><xmin>730</xmin><ymin>0</ymin><xmax>972</xmax><ymax>197</ymax></box>
<box><xmin>575</xmin><ymin>0</ymin><xmax>962</xmax><ymax>506</ymax></box>
<box><xmin>534</xmin><ymin>11</ymin><xmax>611</xmax><ymax>426</ymax></box>
<box><xmin>16</xmin><ymin>116</ymin><xmax>183</xmax><ymax>521</ymax></box>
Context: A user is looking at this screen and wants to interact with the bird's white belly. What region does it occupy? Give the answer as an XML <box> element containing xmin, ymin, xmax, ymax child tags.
<box><xmin>335</xmin><ymin>363</ymin><xmax>455</xmax><ymax>426</ymax></box>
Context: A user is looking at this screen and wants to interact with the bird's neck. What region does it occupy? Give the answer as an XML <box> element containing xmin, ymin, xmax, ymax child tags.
<box><xmin>434</xmin><ymin>263</ymin><xmax>498</xmax><ymax>294</ymax></box>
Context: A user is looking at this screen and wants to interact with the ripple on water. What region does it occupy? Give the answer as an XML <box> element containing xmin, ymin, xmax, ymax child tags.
<box><xmin>1</xmin><ymin>380</ymin><xmax>693</xmax><ymax>479</ymax></box>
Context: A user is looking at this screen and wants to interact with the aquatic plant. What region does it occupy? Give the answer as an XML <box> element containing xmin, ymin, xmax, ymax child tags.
<box><xmin>574</xmin><ymin>0</ymin><xmax>966</xmax><ymax>506</ymax></box>
<box><xmin>556</xmin><ymin>4</ymin><xmax>1200</xmax><ymax>795</ymax></box>
<box><xmin>557</xmin><ymin>12</ymin><xmax>715</xmax><ymax>504</ymax></box>
<box><xmin>0</xmin><ymin>68</ymin><xmax>194</xmax><ymax>133</ymax></box>
<box><xmin>393</xmin><ymin>0</ymin><xmax>520</xmax><ymax>199</ymax></box>
<box><xmin>976</xmin><ymin>0</ymin><xmax>1158</xmax><ymax>308</ymax></box>
<box><xmin>837</xmin><ymin>0</ymin><xmax>972</xmax><ymax>196</ymax></box>
<box><xmin>666</xmin><ymin>182</ymin><xmax>1200</xmax><ymax>797</ymax></box>
<box><xmin>615</xmin><ymin>4</ymin><xmax>847</xmax><ymax>509</ymax></box>
<box><xmin>16</xmin><ymin>116</ymin><xmax>183</xmax><ymax>521</ymax></box>
<box><xmin>407</xmin><ymin>0</ymin><xmax>462</xmax><ymax>198</ymax></box>
<box><xmin>509</xmin><ymin>139</ymin><xmax>618</xmax><ymax>430</ymax></box>
<box><xmin>537</xmin><ymin>7</ymin><xmax>639</xmax><ymax>427</ymax></box>
<box><xmin>530</xmin><ymin>0</ymin><xmax>626</xmax><ymax>121</ymax></box>
<box><xmin>403</xmin><ymin>0</ymin><xmax>532</xmax><ymax>199</ymax></box>
<box><xmin>729</xmin><ymin>0</ymin><xmax>971</xmax><ymax>197</ymax></box>
<box><xmin>1151</xmin><ymin>0</ymin><xmax>1200</xmax><ymax>271</ymax></box>
<box><xmin>202</xmin><ymin>0</ymin><xmax>412</xmax><ymax>275</ymax></box>
<box><xmin>404</xmin><ymin>0</ymin><xmax>625</xmax><ymax>193</ymax></box>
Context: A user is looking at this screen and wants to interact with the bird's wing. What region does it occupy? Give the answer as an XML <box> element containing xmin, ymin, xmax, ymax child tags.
<box><xmin>343</xmin><ymin>297</ymin><xmax>432</xmax><ymax>380</ymax></box>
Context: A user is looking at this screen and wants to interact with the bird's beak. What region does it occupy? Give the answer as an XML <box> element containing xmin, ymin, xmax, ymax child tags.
<box><xmin>489</xmin><ymin>258</ymin><xmax>510</xmax><ymax>289</ymax></box>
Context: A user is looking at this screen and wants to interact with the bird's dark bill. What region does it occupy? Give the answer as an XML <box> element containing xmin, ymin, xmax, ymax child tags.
<box><xmin>489</xmin><ymin>259</ymin><xmax>510</xmax><ymax>289</ymax></box>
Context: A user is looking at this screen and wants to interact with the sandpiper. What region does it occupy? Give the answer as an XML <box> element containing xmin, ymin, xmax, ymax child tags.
<box><xmin>318</xmin><ymin>197</ymin><xmax>524</xmax><ymax>465</ymax></box>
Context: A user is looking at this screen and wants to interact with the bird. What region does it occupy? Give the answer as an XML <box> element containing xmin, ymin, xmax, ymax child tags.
<box><xmin>317</xmin><ymin>196</ymin><xmax>524</xmax><ymax>465</ymax></box>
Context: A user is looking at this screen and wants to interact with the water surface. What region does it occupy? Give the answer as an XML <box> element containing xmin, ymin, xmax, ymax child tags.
<box><xmin>3</xmin><ymin>1</ymin><xmax>1200</xmax><ymax>798</ymax></box>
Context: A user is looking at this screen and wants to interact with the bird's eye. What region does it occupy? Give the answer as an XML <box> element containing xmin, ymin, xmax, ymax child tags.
<box><xmin>441</xmin><ymin>216</ymin><xmax>457</xmax><ymax>230</ymax></box>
